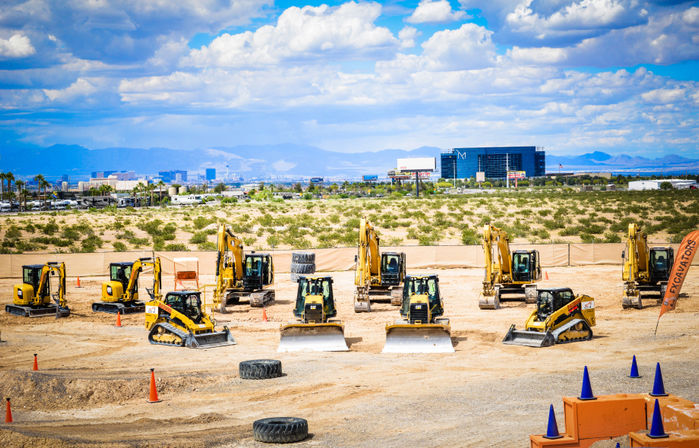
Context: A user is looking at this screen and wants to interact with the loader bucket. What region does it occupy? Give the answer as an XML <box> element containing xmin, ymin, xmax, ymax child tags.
<box><xmin>382</xmin><ymin>323</ymin><xmax>454</xmax><ymax>354</ymax></box>
<box><xmin>185</xmin><ymin>328</ymin><xmax>236</xmax><ymax>349</ymax></box>
<box><xmin>278</xmin><ymin>323</ymin><xmax>349</xmax><ymax>352</ymax></box>
<box><xmin>502</xmin><ymin>324</ymin><xmax>555</xmax><ymax>347</ymax></box>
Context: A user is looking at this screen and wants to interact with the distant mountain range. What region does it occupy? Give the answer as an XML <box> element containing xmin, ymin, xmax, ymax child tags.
<box><xmin>1</xmin><ymin>143</ymin><xmax>697</xmax><ymax>180</ymax></box>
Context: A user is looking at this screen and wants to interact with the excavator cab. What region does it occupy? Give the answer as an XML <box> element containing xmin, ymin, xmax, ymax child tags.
<box><xmin>400</xmin><ymin>275</ymin><xmax>443</xmax><ymax>322</ymax></box>
<box><xmin>242</xmin><ymin>252</ymin><xmax>274</xmax><ymax>292</ymax></box>
<box><xmin>164</xmin><ymin>291</ymin><xmax>203</xmax><ymax>324</ymax></box>
<box><xmin>19</xmin><ymin>265</ymin><xmax>49</xmax><ymax>305</ymax></box>
<box><xmin>103</xmin><ymin>262</ymin><xmax>136</xmax><ymax>301</ymax></box>
<box><xmin>511</xmin><ymin>250</ymin><xmax>540</xmax><ymax>283</ymax></box>
<box><xmin>535</xmin><ymin>288</ymin><xmax>575</xmax><ymax>322</ymax></box>
<box><xmin>7</xmin><ymin>262</ymin><xmax>69</xmax><ymax>317</ymax></box>
<box><xmin>380</xmin><ymin>252</ymin><xmax>405</xmax><ymax>287</ymax></box>
<box><xmin>649</xmin><ymin>247</ymin><xmax>673</xmax><ymax>284</ymax></box>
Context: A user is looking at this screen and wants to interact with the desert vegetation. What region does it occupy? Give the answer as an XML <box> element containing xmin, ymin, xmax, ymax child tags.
<box><xmin>0</xmin><ymin>189</ymin><xmax>696</xmax><ymax>254</ymax></box>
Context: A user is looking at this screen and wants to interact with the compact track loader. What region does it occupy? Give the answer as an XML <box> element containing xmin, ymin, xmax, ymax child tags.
<box><xmin>503</xmin><ymin>287</ymin><xmax>595</xmax><ymax>347</ymax></box>
<box><xmin>622</xmin><ymin>223</ymin><xmax>673</xmax><ymax>309</ymax></box>
<box><xmin>92</xmin><ymin>257</ymin><xmax>161</xmax><ymax>314</ymax></box>
<box><xmin>354</xmin><ymin>217</ymin><xmax>406</xmax><ymax>312</ymax></box>
<box><xmin>382</xmin><ymin>275</ymin><xmax>453</xmax><ymax>353</ymax></box>
<box><xmin>6</xmin><ymin>262</ymin><xmax>70</xmax><ymax>318</ymax></box>
<box><xmin>480</xmin><ymin>225</ymin><xmax>541</xmax><ymax>309</ymax></box>
<box><xmin>278</xmin><ymin>276</ymin><xmax>348</xmax><ymax>352</ymax></box>
<box><xmin>145</xmin><ymin>291</ymin><xmax>235</xmax><ymax>349</ymax></box>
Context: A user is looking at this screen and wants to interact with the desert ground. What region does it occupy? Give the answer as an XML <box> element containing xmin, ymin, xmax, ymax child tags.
<box><xmin>0</xmin><ymin>264</ymin><xmax>697</xmax><ymax>447</ymax></box>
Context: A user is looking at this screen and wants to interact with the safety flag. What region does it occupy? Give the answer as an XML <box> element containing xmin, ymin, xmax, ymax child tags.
<box><xmin>658</xmin><ymin>230</ymin><xmax>699</xmax><ymax>322</ymax></box>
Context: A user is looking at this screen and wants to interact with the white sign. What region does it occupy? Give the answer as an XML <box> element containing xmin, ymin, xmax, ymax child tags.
<box><xmin>145</xmin><ymin>305</ymin><xmax>159</xmax><ymax>315</ymax></box>
<box><xmin>476</xmin><ymin>172</ymin><xmax>485</xmax><ymax>182</ymax></box>
<box><xmin>582</xmin><ymin>300</ymin><xmax>595</xmax><ymax>310</ymax></box>
<box><xmin>397</xmin><ymin>157</ymin><xmax>435</xmax><ymax>172</ymax></box>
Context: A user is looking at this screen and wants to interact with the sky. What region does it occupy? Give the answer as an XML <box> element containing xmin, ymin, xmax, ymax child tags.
<box><xmin>0</xmin><ymin>0</ymin><xmax>697</xmax><ymax>158</ymax></box>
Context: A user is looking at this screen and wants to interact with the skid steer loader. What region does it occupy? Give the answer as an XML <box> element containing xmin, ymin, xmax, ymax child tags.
<box><xmin>6</xmin><ymin>262</ymin><xmax>70</xmax><ymax>318</ymax></box>
<box><xmin>503</xmin><ymin>288</ymin><xmax>595</xmax><ymax>347</ymax></box>
<box><xmin>145</xmin><ymin>291</ymin><xmax>235</xmax><ymax>349</ymax></box>
<box><xmin>382</xmin><ymin>275</ymin><xmax>453</xmax><ymax>354</ymax></box>
<box><xmin>92</xmin><ymin>257</ymin><xmax>161</xmax><ymax>314</ymax></box>
<box><xmin>278</xmin><ymin>276</ymin><xmax>348</xmax><ymax>352</ymax></box>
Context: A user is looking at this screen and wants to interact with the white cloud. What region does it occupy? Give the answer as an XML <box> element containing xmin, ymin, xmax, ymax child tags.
<box><xmin>506</xmin><ymin>46</ymin><xmax>567</xmax><ymax>64</ymax></box>
<box><xmin>185</xmin><ymin>2</ymin><xmax>398</xmax><ymax>68</ymax></box>
<box><xmin>398</xmin><ymin>26</ymin><xmax>419</xmax><ymax>49</ymax></box>
<box><xmin>43</xmin><ymin>77</ymin><xmax>101</xmax><ymax>102</ymax></box>
<box><xmin>641</xmin><ymin>88</ymin><xmax>686</xmax><ymax>104</ymax></box>
<box><xmin>407</xmin><ymin>0</ymin><xmax>466</xmax><ymax>24</ymax></box>
<box><xmin>421</xmin><ymin>24</ymin><xmax>496</xmax><ymax>70</ymax></box>
<box><xmin>273</xmin><ymin>160</ymin><xmax>296</xmax><ymax>171</ymax></box>
<box><xmin>0</xmin><ymin>34</ymin><xmax>36</xmax><ymax>58</ymax></box>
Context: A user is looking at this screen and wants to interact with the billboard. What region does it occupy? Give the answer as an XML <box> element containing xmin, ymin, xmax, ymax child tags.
<box><xmin>397</xmin><ymin>157</ymin><xmax>435</xmax><ymax>172</ymax></box>
<box><xmin>363</xmin><ymin>175</ymin><xmax>378</xmax><ymax>182</ymax></box>
<box><xmin>507</xmin><ymin>171</ymin><xmax>526</xmax><ymax>180</ymax></box>
<box><xmin>476</xmin><ymin>171</ymin><xmax>485</xmax><ymax>183</ymax></box>
<box><xmin>310</xmin><ymin>177</ymin><xmax>323</xmax><ymax>183</ymax></box>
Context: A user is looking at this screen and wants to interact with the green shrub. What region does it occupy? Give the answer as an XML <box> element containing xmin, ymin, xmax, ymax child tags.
<box><xmin>164</xmin><ymin>243</ymin><xmax>188</xmax><ymax>251</ymax></box>
<box><xmin>113</xmin><ymin>241</ymin><xmax>127</xmax><ymax>252</ymax></box>
<box><xmin>189</xmin><ymin>232</ymin><xmax>208</xmax><ymax>244</ymax></box>
<box><xmin>197</xmin><ymin>241</ymin><xmax>216</xmax><ymax>251</ymax></box>
<box><xmin>461</xmin><ymin>228</ymin><xmax>479</xmax><ymax>245</ymax></box>
<box><xmin>5</xmin><ymin>225</ymin><xmax>21</xmax><ymax>239</ymax></box>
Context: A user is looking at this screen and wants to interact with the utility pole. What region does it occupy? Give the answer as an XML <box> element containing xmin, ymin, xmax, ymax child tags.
<box><xmin>506</xmin><ymin>153</ymin><xmax>510</xmax><ymax>189</ymax></box>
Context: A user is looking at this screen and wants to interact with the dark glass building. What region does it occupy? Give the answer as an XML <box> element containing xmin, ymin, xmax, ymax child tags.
<box><xmin>205</xmin><ymin>168</ymin><xmax>216</xmax><ymax>181</ymax></box>
<box><xmin>441</xmin><ymin>146</ymin><xmax>545</xmax><ymax>179</ymax></box>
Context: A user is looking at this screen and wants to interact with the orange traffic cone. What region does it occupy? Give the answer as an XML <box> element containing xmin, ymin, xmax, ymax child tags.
<box><xmin>33</xmin><ymin>353</ymin><xmax>38</xmax><ymax>371</ymax></box>
<box><xmin>147</xmin><ymin>368</ymin><xmax>161</xmax><ymax>403</ymax></box>
<box><xmin>545</xmin><ymin>271</ymin><xmax>549</xmax><ymax>280</ymax></box>
<box><xmin>115</xmin><ymin>312</ymin><xmax>122</xmax><ymax>327</ymax></box>
<box><xmin>262</xmin><ymin>309</ymin><xmax>268</xmax><ymax>322</ymax></box>
<box><xmin>76</xmin><ymin>276</ymin><xmax>82</xmax><ymax>288</ymax></box>
<box><xmin>5</xmin><ymin>398</ymin><xmax>12</xmax><ymax>423</ymax></box>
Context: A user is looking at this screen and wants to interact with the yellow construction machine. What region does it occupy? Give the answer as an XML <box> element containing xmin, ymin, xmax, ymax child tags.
<box><xmin>214</xmin><ymin>223</ymin><xmax>275</xmax><ymax>312</ymax></box>
<box><xmin>92</xmin><ymin>257</ymin><xmax>162</xmax><ymax>314</ymax></box>
<box><xmin>6</xmin><ymin>262</ymin><xmax>70</xmax><ymax>318</ymax></box>
<box><xmin>503</xmin><ymin>287</ymin><xmax>595</xmax><ymax>347</ymax></box>
<box><xmin>145</xmin><ymin>290</ymin><xmax>235</xmax><ymax>348</ymax></box>
<box><xmin>278</xmin><ymin>275</ymin><xmax>348</xmax><ymax>352</ymax></box>
<box><xmin>622</xmin><ymin>223</ymin><xmax>674</xmax><ymax>309</ymax></box>
<box><xmin>480</xmin><ymin>224</ymin><xmax>541</xmax><ymax>309</ymax></box>
<box><xmin>382</xmin><ymin>274</ymin><xmax>454</xmax><ymax>353</ymax></box>
<box><xmin>354</xmin><ymin>217</ymin><xmax>406</xmax><ymax>312</ymax></box>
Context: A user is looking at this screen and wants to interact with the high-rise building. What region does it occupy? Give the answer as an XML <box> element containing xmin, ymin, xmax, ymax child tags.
<box><xmin>441</xmin><ymin>146</ymin><xmax>545</xmax><ymax>179</ymax></box>
<box><xmin>206</xmin><ymin>168</ymin><xmax>216</xmax><ymax>181</ymax></box>
<box><xmin>158</xmin><ymin>170</ymin><xmax>188</xmax><ymax>183</ymax></box>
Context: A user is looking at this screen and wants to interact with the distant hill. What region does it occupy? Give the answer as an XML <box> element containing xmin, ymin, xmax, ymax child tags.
<box><xmin>545</xmin><ymin>151</ymin><xmax>699</xmax><ymax>173</ymax></box>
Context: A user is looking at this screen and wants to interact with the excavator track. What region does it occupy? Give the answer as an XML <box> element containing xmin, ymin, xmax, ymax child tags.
<box><xmin>92</xmin><ymin>301</ymin><xmax>145</xmax><ymax>314</ymax></box>
<box><xmin>5</xmin><ymin>304</ymin><xmax>70</xmax><ymax>318</ymax></box>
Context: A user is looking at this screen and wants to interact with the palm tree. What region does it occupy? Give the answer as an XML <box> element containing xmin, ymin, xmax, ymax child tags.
<box><xmin>0</xmin><ymin>172</ymin><xmax>5</xmax><ymax>201</ymax></box>
<box><xmin>33</xmin><ymin>174</ymin><xmax>46</xmax><ymax>208</ymax></box>
<box><xmin>132</xmin><ymin>184</ymin><xmax>143</xmax><ymax>206</ymax></box>
<box><xmin>147</xmin><ymin>183</ymin><xmax>156</xmax><ymax>206</ymax></box>
<box><xmin>99</xmin><ymin>184</ymin><xmax>113</xmax><ymax>196</ymax></box>
<box><xmin>157</xmin><ymin>180</ymin><xmax>165</xmax><ymax>204</ymax></box>
<box><xmin>5</xmin><ymin>172</ymin><xmax>14</xmax><ymax>204</ymax></box>
<box><xmin>15</xmin><ymin>180</ymin><xmax>26</xmax><ymax>211</ymax></box>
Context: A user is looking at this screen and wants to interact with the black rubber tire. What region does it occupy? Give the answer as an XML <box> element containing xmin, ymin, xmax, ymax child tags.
<box><xmin>239</xmin><ymin>359</ymin><xmax>282</xmax><ymax>380</ymax></box>
<box><xmin>253</xmin><ymin>417</ymin><xmax>308</xmax><ymax>443</ymax></box>
<box><xmin>290</xmin><ymin>262</ymin><xmax>315</xmax><ymax>274</ymax></box>
<box><xmin>291</xmin><ymin>252</ymin><xmax>315</xmax><ymax>264</ymax></box>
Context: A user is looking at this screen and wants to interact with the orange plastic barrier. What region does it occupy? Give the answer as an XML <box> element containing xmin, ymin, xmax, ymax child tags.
<box><xmin>642</xmin><ymin>395</ymin><xmax>699</xmax><ymax>432</ymax></box>
<box><xmin>629</xmin><ymin>429</ymin><xmax>699</xmax><ymax>447</ymax></box>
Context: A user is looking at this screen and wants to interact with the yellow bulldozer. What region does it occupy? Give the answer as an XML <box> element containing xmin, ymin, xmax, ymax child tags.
<box><xmin>214</xmin><ymin>223</ymin><xmax>275</xmax><ymax>312</ymax></box>
<box><xmin>145</xmin><ymin>290</ymin><xmax>235</xmax><ymax>349</ymax></box>
<box><xmin>480</xmin><ymin>224</ymin><xmax>541</xmax><ymax>309</ymax></box>
<box><xmin>354</xmin><ymin>217</ymin><xmax>406</xmax><ymax>312</ymax></box>
<box><xmin>278</xmin><ymin>275</ymin><xmax>348</xmax><ymax>352</ymax></box>
<box><xmin>92</xmin><ymin>257</ymin><xmax>162</xmax><ymax>314</ymax></box>
<box><xmin>382</xmin><ymin>274</ymin><xmax>454</xmax><ymax>353</ymax></box>
<box><xmin>622</xmin><ymin>223</ymin><xmax>674</xmax><ymax>309</ymax></box>
<box><xmin>503</xmin><ymin>287</ymin><xmax>595</xmax><ymax>347</ymax></box>
<box><xmin>6</xmin><ymin>262</ymin><xmax>70</xmax><ymax>318</ymax></box>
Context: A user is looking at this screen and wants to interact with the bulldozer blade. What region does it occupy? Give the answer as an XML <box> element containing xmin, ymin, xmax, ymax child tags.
<box><xmin>502</xmin><ymin>324</ymin><xmax>555</xmax><ymax>347</ymax></box>
<box><xmin>278</xmin><ymin>323</ymin><xmax>349</xmax><ymax>352</ymax></box>
<box><xmin>382</xmin><ymin>323</ymin><xmax>454</xmax><ymax>354</ymax></box>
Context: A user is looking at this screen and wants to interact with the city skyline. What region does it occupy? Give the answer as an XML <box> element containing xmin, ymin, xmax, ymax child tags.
<box><xmin>1</xmin><ymin>0</ymin><xmax>697</xmax><ymax>164</ymax></box>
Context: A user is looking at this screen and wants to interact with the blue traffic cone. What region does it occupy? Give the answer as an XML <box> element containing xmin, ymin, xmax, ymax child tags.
<box><xmin>615</xmin><ymin>443</ymin><xmax>620</xmax><ymax>448</ymax></box>
<box><xmin>650</xmin><ymin>363</ymin><xmax>668</xmax><ymax>397</ymax></box>
<box><xmin>578</xmin><ymin>366</ymin><xmax>597</xmax><ymax>400</ymax></box>
<box><xmin>629</xmin><ymin>355</ymin><xmax>641</xmax><ymax>378</ymax></box>
<box><xmin>543</xmin><ymin>404</ymin><xmax>563</xmax><ymax>439</ymax></box>
<box><xmin>648</xmin><ymin>399</ymin><xmax>669</xmax><ymax>438</ymax></box>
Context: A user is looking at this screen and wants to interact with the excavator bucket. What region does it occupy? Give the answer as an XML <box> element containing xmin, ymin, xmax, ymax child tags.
<box><xmin>502</xmin><ymin>324</ymin><xmax>555</xmax><ymax>347</ymax></box>
<box><xmin>478</xmin><ymin>293</ymin><xmax>500</xmax><ymax>310</ymax></box>
<box><xmin>382</xmin><ymin>322</ymin><xmax>454</xmax><ymax>353</ymax></box>
<box><xmin>278</xmin><ymin>322</ymin><xmax>349</xmax><ymax>352</ymax></box>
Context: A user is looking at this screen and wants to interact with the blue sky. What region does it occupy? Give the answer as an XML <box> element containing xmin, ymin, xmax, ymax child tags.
<box><xmin>0</xmin><ymin>0</ymin><xmax>697</xmax><ymax>159</ymax></box>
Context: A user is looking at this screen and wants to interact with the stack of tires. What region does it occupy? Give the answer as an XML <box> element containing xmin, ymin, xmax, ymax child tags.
<box><xmin>290</xmin><ymin>252</ymin><xmax>315</xmax><ymax>282</ymax></box>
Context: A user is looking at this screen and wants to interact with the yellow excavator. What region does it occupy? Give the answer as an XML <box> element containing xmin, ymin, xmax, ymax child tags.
<box><xmin>503</xmin><ymin>287</ymin><xmax>596</xmax><ymax>347</ymax></box>
<box><xmin>214</xmin><ymin>223</ymin><xmax>275</xmax><ymax>312</ymax></box>
<box><xmin>382</xmin><ymin>274</ymin><xmax>454</xmax><ymax>353</ymax></box>
<box><xmin>145</xmin><ymin>290</ymin><xmax>235</xmax><ymax>348</ymax></box>
<box><xmin>480</xmin><ymin>224</ymin><xmax>541</xmax><ymax>309</ymax></box>
<box><xmin>92</xmin><ymin>257</ymin><xmax>162</xmax><ymax>314</ymax></box>
<box><xmin>278</xmin><ymin>275</ymin><xmax>348</xmax><ymax>352</ymax></box>
<box><xmin>6</xmin><ymin>262</ymin><xmax>70</xmax><ymax>318</ymax></box>
<box><xmin>354</xmin><ymin>217</ymin><xmax>406</xmax><ymax>312</ymax></box>
<box><xmin>622</xmin><ymin>223</ymin><xmax>674</xmax><ymax>309</ymax></box>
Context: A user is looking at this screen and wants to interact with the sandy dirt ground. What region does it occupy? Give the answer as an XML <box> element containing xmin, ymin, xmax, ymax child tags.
<box><xmin>0</xmin><ymin>265</ymin><xmax>697</xmax><ymax>447</ymax></box>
